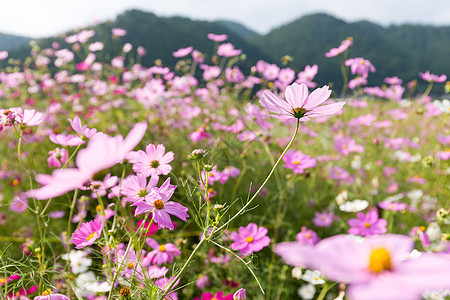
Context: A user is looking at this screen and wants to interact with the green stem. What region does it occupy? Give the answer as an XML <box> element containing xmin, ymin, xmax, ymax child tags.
<box><xmin>158</xmin><ymin>237</ymin><xmax>206</xmax><ymax>299</ymax></box>
<box><xmin>340</xmin><ymin>52</ymin><xmax>349</xmax><ymax>98</ymax></box>
<box><xmin>217</xmin><ymin>119</ymin><xmax>300</xmax><ymax>232</ymax></box>
<box><xmin>317</xmin><ymin>282</ymin><xmax>338</xmax><ymax>300</ymax></box>
<box><xmin>422</xmin><ymin>82</ymin><xmax>433</xmax><ymax>99</ymax></box>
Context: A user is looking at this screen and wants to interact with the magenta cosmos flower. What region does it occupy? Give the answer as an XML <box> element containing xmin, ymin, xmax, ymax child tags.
<box><xmin>126</xmin><ymin>143</ymin><xmax>174</xmax><ymax>178</ymax></box>
<box><xmin>282</xmin><ymin>150</ymin><xmax>317</xmax><ymax>174</ymax></box>
<box><xmin>70</xmin><ymin>218</ymin><xmax>103</xmax><ymax>249</ymax></box>
<box><xmin>194</xmin><ymin>291</ymin><xmax>233</xmax><ymax>300</ymax></box>
<box><xmin>132</xmin><ymin>178</ymin><xmax>188</xmax><ymax>230</ymax></box>
<box><xmin>325</xmin><ymin>37</ymin><xmax>353</xmax><ymax>57</ymax></box>
<box><xmin>348</xmin><ymin>209</ymin><xmax>387</xmax><ymax>237</ymax></box>
<box><xmin>173</xmin><ymin>46</ymin><xmax>193</xmax><ymax>58</ymax></box>
<box><xmin>230</xmin><ymin>223</ymin><xmax>271</xmax><ymax>256</ymax></box>
<box><xmin>121</xmin><ymin>174</ymin><xmax>159</xmax><ymax>204</ymax></box>
<box><xmin>275</xmin><ymin>234</ymin><xmax>450</xmax><ymax>300</ymax></box>
<box><xmin>259</xmin><ymin>82</ymin><xmax>345</xmax><ymax>121</ymax></box>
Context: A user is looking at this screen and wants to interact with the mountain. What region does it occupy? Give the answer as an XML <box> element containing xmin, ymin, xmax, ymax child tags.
<box><xmin>250</xmin><ymin>13</ymin><xmax>450</xmax><ymax>88</ymax></box>
<box><xmin>216</xmin><ymin>20</ymin><xmax>260</xmax><ymax>40</ymax></box>
<box><xmin>0</xmin><ymin>32</ymin><xmax>31</xmax><ymax>51</ymax></box>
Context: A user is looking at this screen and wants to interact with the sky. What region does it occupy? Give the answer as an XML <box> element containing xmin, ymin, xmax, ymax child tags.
<box><xmin>1</xmin><ymin>0</ymin><xmax>450</xmax><ymax>38</ymax></box>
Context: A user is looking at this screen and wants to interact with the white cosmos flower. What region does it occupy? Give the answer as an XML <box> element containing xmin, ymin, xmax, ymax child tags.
<box><xmin>426</xmin><ymin>222</ymin><xmax>441</xmax><ymax>242</ymax></box>
<box><xmin>298</xmin><ymin>284</ymin><xmax>316</xmax><ymax>299</ymax></box>
<box><xmin>62</xmin><ymin>250</ymin><xmax>92</xmax><ymax>274</ymax></box>
<box><xmin>291</xmin><ymin>266</ymin><xmax>303</xmax><ymax>280</ymax></box>
<box><xmin>339</xmin><ymin>199</ymin><xmax>369</xmax><ymax>212</ymax></box>
<box><xmin>302</xmin><ymin>270</ymin><xmax>325</xmax><ymax>285</ymax></box>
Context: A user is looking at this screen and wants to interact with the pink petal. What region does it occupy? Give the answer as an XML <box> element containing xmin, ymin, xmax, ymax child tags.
<box><xmin>285</xmin><ymin>82</ymin><xmax>308</xmax><ymax>108</ymax></box>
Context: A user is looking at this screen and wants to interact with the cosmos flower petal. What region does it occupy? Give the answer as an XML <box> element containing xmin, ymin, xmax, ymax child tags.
<box><xmin>285</xmin><ymin>82</ymin><xmax>308</xmax><ymax>108</ymax></box>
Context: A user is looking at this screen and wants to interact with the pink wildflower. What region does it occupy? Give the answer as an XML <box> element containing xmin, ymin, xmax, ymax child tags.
<box><xmin>313</xmin><ymin>212</ymin><xmax>336</xmax><ymax>227</ymax></box>
<box><xmin>112</xmin><ymin>28</ymin><xmax>126</xmax><ymax>37</ymax></box>
<box><xmin>282</xmin><ymin>150</ymin><xmax>317</xmax><ymax>174</ymax></box>
<box><xmin>296</xmin><ymin>64</ymin><xmax>318</xmax><ymax>88</ymax></box>
<box><xmin>70</xmin><ymin>218</ymin><xmax>103</xmax><ymax>249</ymax></box>
<box><xmin>217</xmin><ymin>43</ymin><xmax>242</xmax><ymax>57</ymax></box>
<box><xmin>207</xmin><ymin>33</ymin><xmax>228</xmax><ymax>42</ymax></box>
<box><xmin>47</xmin><ymin>148</ymin><xmax>68</xmax><ymax>168</ymax></box>
<box><xmin>348</xmin><ymin>209</ymin><xmax>387</xmax><ymax>236</ymax></box>
<box><xmin>378</xmin><ymin>201</ymin><xmax>408</xmax><ymax>212</ymax></box>
<box><xmin>296</xmin><ymin>226</ymin><xmax>320</xmax><ymax>245</ymax></box>
<box><xmin>334</xmin><ymin>135</ymin><xmax>364</xmax><ymax>156</ymax></box>
<box><xmin>145</xmin><ymin>238</ymin><xmax>181</xmax><ymax>265</ymax></box>
<box><xmin>419</xmin><ymin>71</ymin><xmax>447</xmax><ymax>83</ymax></box>
<box><xmin>230</xmin><ymin>223</ymin><xmax>271</xmax><ymax>256</ymax></box>
<box><xmin>126</xmin><ymin>144</ymin><xmax>174</xmax><ymax>178</ymax></box>
<box><xmin>196</xmin><ymin>274</ymin><xmax>210</xmax><ymax>290</ymax></box>
<box><xmin>194</xmin><ymin>291</ymin><xmax>233</xmax><ymax>300</ymax></box>
<box><xmin>132</xmin><ymin>178</ymin><xmax>188</xmax><ymax>230</ymax></box>
<box><xmin>9</xmin><ymin>195</ymin><xmax>28</xmax><ymax>213</ymax></box>
<box><xmin>259</xmin><ymin>82</ymin><xmax>345</xmax><ymax>121</ymax></box>
<box><xmin>121</xmin><ymin>174</ymin><xmax>159</xmax><ymax>204</ymax></box>
<box><xmin>325</xmin><ymin>37</ymin><xmax>353</xmax><ymax>57</ymax></box>
<box><xmin>345</xmin><ymin>57</ymin><xmax>376</xmax><ymax>76</ymax></box>
<box><xmin>173</xmin><ymin>46</ymin><xmax>193</xmax><ymax>58</ymax></box>
<box><xmin>35</xmin><ymin>294</ymin><xmax>69</xmax><ymax>300</ymax></box>
<box><xmin>26</xmin><ymin>122</ymin><xmax>147</xmax><ymax>200</ymax></box>
<box><xmin>275</xmin><ymin>234</ymin><xmax>450</xmax><ymax>300</ymax></box>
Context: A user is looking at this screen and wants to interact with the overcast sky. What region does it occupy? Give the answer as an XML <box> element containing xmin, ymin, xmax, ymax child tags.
<box><xmin>1</xmin><ymin>0</ymin><xmax>450</xmax><ymax>38</ymax></box>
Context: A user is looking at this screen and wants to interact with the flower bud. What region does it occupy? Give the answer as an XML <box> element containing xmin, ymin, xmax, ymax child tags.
<box><xmin>233</xmin><ymin>288</ymin><xmax>246</xmax><ymax>300</ymax></box>
<box><xmin>203</xmin><ymin>164</ymin><xmax>214</xmax><ymax>172</ymax></box>
<box><xmin>191</xmin><ymin>149</ymin><xmax>205</xmax><ymax>159</ymax></box>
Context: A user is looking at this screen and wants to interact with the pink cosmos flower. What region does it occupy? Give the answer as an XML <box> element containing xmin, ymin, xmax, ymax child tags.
<box><xmin>15</xmin><ymin>109</ymin><xmax>45</xmax><ymax>126</ymax></box>
<box><xmin>145</xmin><ymin>238</ymin><xmax>181</xmax><ymax>265</ymax></box>
<box><xmin>438</xmin><ymin>150</ymin><xmax>450</xmax><ymax>160</ymax></box>
<box><xmin>296</xmin><ymin>64</ymin><xmax>318</xmax><ymax>88</ymax></box>
<box><xmin>313</xmin><ymin>212</ymin><xmax>336</xmax><ymax>227</ymax></box>
<box><xmin>190</xmin><ymin>125</ymin><xmax>212</xmax><ymax>142</ymax></box>
<box><xmin>259</xmin><ymin>82</ymin><xmax>345</xmax><ymax>121</ymax></box>
<box><xmin>194</xmin><ymin>291</ymin><xmax>233</xmax><ymax>300</ymax></box>
<box><xmin>384</xmin><ymin>76</ymin><xmax>402</xmax><ymax>85</ymax></box>
<box><xmin>419</xmin><ymin>71</ymin><xmax>447</xmax><ymax>83</ymax></box>
<box><xmin>26</xmin><ymin>122</ymin><xmax>147</xmax><ymax>200</ymax></box>
<box><xmin>47</xmin><ymin>148</ymin><xmax>68</xmax><ymax>168</ymax></box>
<box><xmin>0</xmin><ymin>51</ymin><xmax>8</xmax><ymax>60</ymax></box>
<box><xmin>378</xmin><ymin>201</ymin><xmax>408</xmax><ymax>212</ymax></box>
<box><xmin>348</xmin><ymin>75</ymin><xmax>368</xmax><ymax>89</ymax></box>
<box><xmin>345</xmin><ymin>57</ymin><xmax>376</xmax><ymax>76</ymax></box>
<box><xmin>207</xmin><ymin>33</ymin><xmax>228</xmax><ymax>42</ymax></box>
<box><xmin>70</xmin><ymin>218</ymin><xmax>103</xmax><ymax>249</ymax></box>
<box><xmin>121</xmin><ymin>174</ymin><xmax>159</xmax><ymax>204</ymax></box>
<box><xmin>275</xmin><ymin>234</ymin><xmax>450</xmax><ymax>300</ymax></box>
<box><xmin>49</xmin><ymin>133</ymin><xmax>84</xmax><ymax>146</ymax></box>
<box><xmin>282</xmin><ymin>150</ymin><xmax>317</xmax><ymax>174</ymax></box>
<box><xmin>173</xmin><ymin>46</ymin><xmax>193</xmax><ymax>58</ymax></box>
<box><xmin>334</xmin><ymin>135</ymin><xmax>364</xmax><ymax>156</ymax></box>
<box><xmin>126</xmin><ymin>144</ymin><xmax>174</xmax><ymax>178</ymax></box>
<box><xmin>233</xmin><ymin>288</ymin><xmax>246</xmax><ymax>300</ymax></box>
<box><xmin>68</xmin><ymin>115</ymin><xmax>101</xmax><ymax>139</ymax></box>
<box><xmin>230</xmin><ymin>223</ymin><xmax>271</xmax><ymax>256</ymax></box>
<box><xmin>34</xmin><ymin>294</ymin><xmax>69</xmax><ymax>300</ymax></box>
<box><xmin>217</xmin><ymin>43</ymin><xmax>242</xmax><ymax>57</ymax></box>
<box><xmin>112</xmin><ymin>28</ymin><xmax>127</xmax><ymax>37</ymax></box>
<box><xmin>196</xmin><ymin>274</ymin><xmax>210</xmax><ymax>290</ymax></box>
<box><xmin>325</xmin><ymin>37</ymin><xmax>353</xmax><ymax>57</ymax></box>
<box><xmin>9</xmin><ymin>195</ymin><xmax>28</xmax><ymax>213</ymax></box>
<box><xmin>348</xmin><ymin>209</ymin><xmax>387</xmax><ymax>237</ymax></box>
<box><xmin>132</xmin><ymin>178</ymin><xmax>188</xmax><ymax>230</ymax></box>
<box><xmin>296</xmin><ymin>226</ymin><xmax>320</xmax><ymax>245</ymax></box>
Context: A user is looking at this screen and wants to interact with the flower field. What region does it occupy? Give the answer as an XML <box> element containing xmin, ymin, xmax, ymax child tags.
<box><xmin>0</xmin><ymin>29</ymin><xmax>449</xmax><ymax>300</ymax></box>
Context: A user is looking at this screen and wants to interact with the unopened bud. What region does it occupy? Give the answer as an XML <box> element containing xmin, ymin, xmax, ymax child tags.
<box><xmin>203</xmin><ymin>164</ymin><xmax>214</xmax><ymax>172</ymax></box>
<box><xmin>191</xmin><ymin>149</ymin><xmax>205</xmax><ymax>159</ymax></box>
<box><xmin>213</xmin><ymin>204</ymin><xmax>224</xmax><ymax>211</ymax></box>
<box><xmin>233</xmin><ymin>288</ymin><xmax>246</xmax><ymax>300</ymax></box>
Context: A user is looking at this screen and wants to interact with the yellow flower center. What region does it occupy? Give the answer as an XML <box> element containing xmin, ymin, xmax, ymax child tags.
<box><xmin>305</xmin><ymin>233</ymin><xmax>311</xmax><ymax>238</ymax></box>
<box><xmin>419</xmin><ymin>226</ymin><xmax>426</xmax><ymax>231</ymax></box>
<box><xmin>198</xmin><ymin>274</ymin><xmax>203</xmax><ymax>279</ymax></box>
<box><xmin>292</xmin><ymin>107</ymin><xmax>308</xmax><ymax>119</ymax></box>
<box><xmin>293</xmin><ymin>161</ymin><xmax>300</xmax><ymax>165</ymax></box>
<box><xmin>42</xmin><ymin>289</ymin><xmax>53</xmax><ymax>296</ymax></box>
<box><xmin>127</xmin><ymin>262</ymin><xmax>135</xmax><ymax>269</ymax></box>
<box><xmin>364</xmin><ymin>222</ymin><xmax>371</xmax><ymax>228</ymax></box>
<box><xmin>159</xmin><ymin>244</ymin><xmax>166</xmax><ymax>252</ymax></box>
<box><xmin>151</xmin><ymin>160</ymin><xmax>160</xmax><ymax>168</ymax></box>
<box><xmin>86</xmin><ymin>232</ymin><xmax>95</xmax><ymax>240</ymax></box>
<box><xmin>0</xmin><ymin>278</ymin><xmax>5</xmax><ymax>284</ymax></box>
<box><xmin>154</xmin><ymin>200</ymin><xmax>165</xmax><ymax>210</ymax></box>
<box><xmin>245</xmin><ymin>236</ymin><xmax>254</xmax><ymax>243</ymax></box>
<box><xmin>368</xmin><ymin>248</ymin><xmax>392</xmax><ymax>274</ymax></box>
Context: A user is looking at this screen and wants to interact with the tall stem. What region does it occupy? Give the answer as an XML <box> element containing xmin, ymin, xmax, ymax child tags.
<box><xmin>340</xmin><ymin>52</ymin><xmax>349</xmax><ymax>98</ymax></box>
<box><xmin>217</xmin><ymin>119</ymin><xmax>300</xmax><ymax>232</ymax></box>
